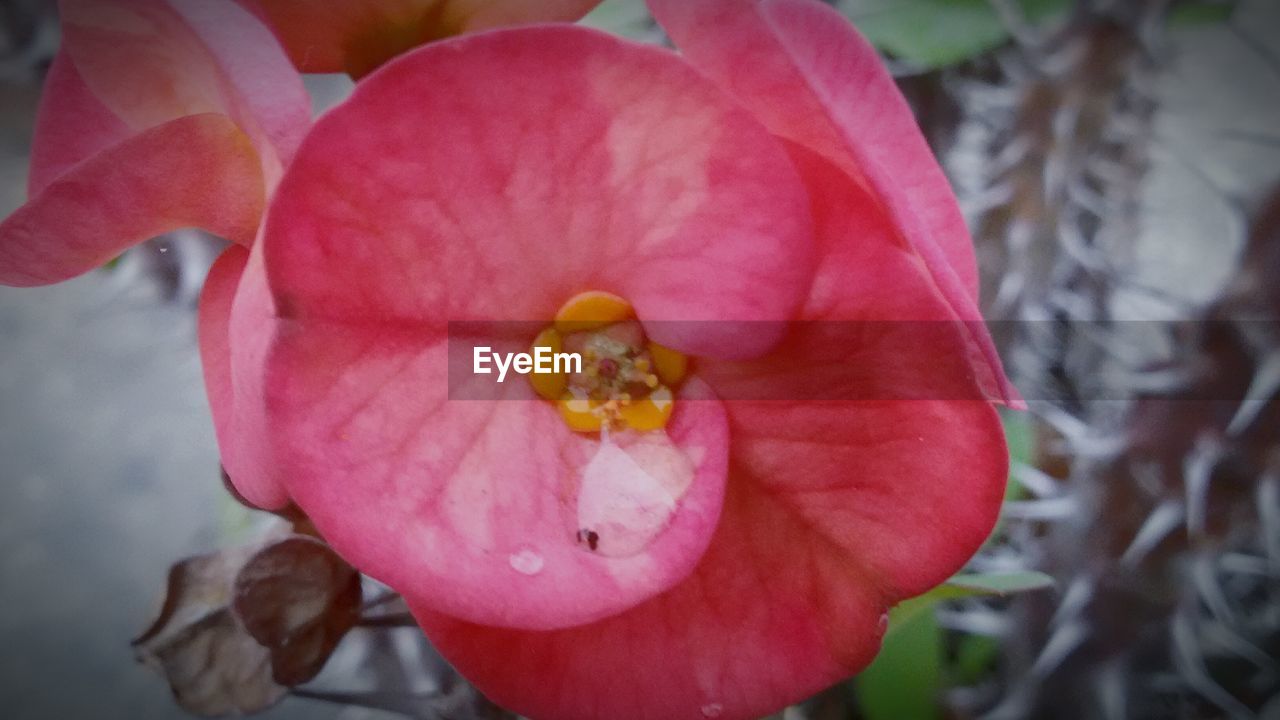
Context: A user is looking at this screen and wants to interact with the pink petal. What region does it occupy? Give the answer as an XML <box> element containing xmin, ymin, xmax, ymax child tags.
<box><xmin>27</xmin><ymin>51</ymin><xmax>130</xmax><ymax>197</ymax></box>
<box><xmin>414</xmin><ymin>472</ymin><xmax>887</xmax><ymax>720</ymax></box>
<box><xmin>0</xmin><ymin>114</ymin><xmax>262</xmax><ymax>287</ymax></box>
<box><xmin>200</xmin><ymin>243</ymin><xmax>295</xmax><ymax>511</ymax></box>
<box><xmin>416</xmin><ymin>403</ymin><xmax>1002</xmax><ymax>719</ymax></box>
<box><xmin>4</xmin><ymin>0</ymin><xmax>309</xmax><ymax>288</ymax></box>
<box><xmin>646</xmin><ymin>0</ymin><xmax>1020</xmax><ymax>405</ymax></box>
<box><xmin>198</xmin><ymin>245</ymin><xmax>248</xmax><ymax>488</ymax></box>
<box><xmin>267</xmin><ymin>318</ymin><xmax>729</xmax><ymax>627</ymax></box>
<box><xmin>407</xmin><ymin>145</ymin><xmax>1009</xmax><ymax>720</ymax></box>
<box><xmin>263</xmin><ymin>26</ymin><xmax>812</xmax><ymax>359</ymax></box>
<box><xmin>253</xmin><ymin>27</ymin><xmax>813</xmax><ymax>628</ymax></box>
<box><xmin>240</xmin><ymin>0</ymin><xmax>602</xmax><ymax>76</ymax></box>
<box><xmin>59</xmin><ymin>0</ymin><xmax>310</xmax><ymax>183</ymax></box>
<box><xmin>702</xmin><ymin>145</ymin><xmax>1009</xmax><ymax>599</ymax></box>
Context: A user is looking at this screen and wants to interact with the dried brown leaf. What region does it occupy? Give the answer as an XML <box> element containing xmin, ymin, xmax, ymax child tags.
<box><xmin>232</xmin><ymin>536</ymin><xmax>362</xmax><ymax>686</ymax></box>
<box><xmin>133</xmin><ymin>533</ymin><xmax>360</xmax><ymax>716</ymax></box>
<box><xmin>133</xmin><ymin>546</ymin><xmax>286</xmax><ymax>716</ymax></box>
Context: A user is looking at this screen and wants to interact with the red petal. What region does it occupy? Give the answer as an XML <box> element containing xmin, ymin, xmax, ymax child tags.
<box><xmin>415</xmin><ymin>471</ymin><xmax>887</xmax><ymax>720</ymax></box>
<box><xmin>702</xmin><ymin>146</ymin><xmax>1008</xmax><ymax>598</ymax></box>
<box><xmin>254</xmin><ymin>26</ymin><xmax>816</xmax><ymax>627</ymax></box>
<box><xmin>4</xmin><ymin>0</ymin><xmax>308</xmax><ymax>288</ymax></box>
<box><xmin>27</xmin><ymin>51</ymin><xmax>130</xmax><ymax>197</ymax></box>
<box><xmin>263</xmin><ymin>26</ymin><xmax>812</xmax><ymax>359</ymax></box>
<box><xmin>0</xmin><ymin>114</ymin><xmax>263</xmax><ymax>287</ymax></box>
<box><xmin>646</xmin><ymin>0</ymin><xmax>1020</xmax><ymax>405</ymax></box>
<box><xmin>60</xmin><ymin>0</ymin><xmax>309</xmax><ymax>180</ymax></box>
<box><xmin>267</xmin><ymin>315</ymin><xmax>729</xmax><ymax>627</ymax></box>
<box><xmin>240</xmin><ymin>0</ymin><xmax>602</xmax><ymax>76</ymax></box>
<box><xmin>200</xmin><ymin>243</ymin><xmax>295</xmax><ymax>511</ymax></box>
<box><xmin>408</xmin><ymin>145</ymin><xmax>1009</xmax><ymax>720</ymax></box>
<box><xmin>198</xmin><ymin>245</ymin><xmax>248</xmax><ymax>491</ymax></box>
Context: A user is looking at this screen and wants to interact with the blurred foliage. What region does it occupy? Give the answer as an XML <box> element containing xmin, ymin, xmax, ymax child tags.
<box><xmin>853</xmin><ymin>409</ymin><xmax>1050</xmax><ymax>720</ymax></box>
<box><xmin>857</xmin><ymin>605</ymin><xmax>943</xmax><ymax>720</ymax></box>
<box><xmin>855</xmin><ymin>570</ymin><xmax>1054</xmax><ymax>719</ymax></box>
<box><xmin>1167</xmin><ymin>0</ymin><xmax>1235</xmax><ymax>26</ymax></box>
<box><xmin>580</xmin><ymin>0</ymin><xmax>659</xmax><ymax>40</ymax></box>
<box><xmin>833</xmin><ymin>0</ymin><xmax>1070</xmax><ymax>69</ymax></box>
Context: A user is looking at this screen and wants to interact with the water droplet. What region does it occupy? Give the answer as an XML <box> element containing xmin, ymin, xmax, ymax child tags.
<box><xmin>508</xmin><ymin>549</ymin><xmax>544</xmax><ymax>575</ymax></box>
<box><xmin>575</xmin><ymin>432</ymin><xmax>694</xmax><ymax>556</ymax></box>
<box><xmin>701</xmin><ymin>702</ymin><xmax>724</xmax><ymax>718</ymax></box>
<box><xmin>877</xmin><ymin>612</ymin><xmax>890</xmax><ymax>635</ymax></box>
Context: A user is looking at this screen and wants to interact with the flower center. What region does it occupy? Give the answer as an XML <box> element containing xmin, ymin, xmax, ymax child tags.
<box><xmin>529</xmin><ymin>291</ymin><xmax>687</xmax><ymax>433</ymax></box>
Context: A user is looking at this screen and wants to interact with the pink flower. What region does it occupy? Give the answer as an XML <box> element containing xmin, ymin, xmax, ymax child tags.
<box><xmin>238</xmin><ymin>0</ymin><xmax>603</xmax><ymax>76</ymax></box>
<box><xmin>0</xmin><ymin>0</ymin><xmax>310</xmax><ymax>287</ymax></box>
<box><xmin>207</xmin><ymin>1</ymin><xmax>1018</xmax><ymax>718</ymax></box>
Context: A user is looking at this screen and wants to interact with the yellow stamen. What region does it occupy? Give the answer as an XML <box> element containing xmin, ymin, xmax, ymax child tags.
<box><xmin>619</xmin><ymin>387</ymin><xmax>675</xmax><ymax>431</ymax></box>
<box><xmin>558</xmin><ymin>393</ymin><xmax>605</xmax><ymax>432</ymax></box>
<box><xmin>539</xmin><ymin>292</ymin><xmax>691</xmax><ymax>434</ymax></box>
<box><xmin>648</xmin><ymin>341</ymin><xmax>688</xmax><ymax>386</ymax></box>
<box><xmin>528</xmin><ymin>327</ymin><xmax>567</xmax><ymax>400</ymax></box>
<box><xmin>555</xmin><ymin>291</ymin><xmax>633</xmax><ymax>334</ymax></box>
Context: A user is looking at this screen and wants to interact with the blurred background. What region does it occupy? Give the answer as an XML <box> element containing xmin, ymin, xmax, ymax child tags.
<box><xmin>0</xmin><ymin>0</ymin><xmax>1277</xmax><ymax>718</ymax></box>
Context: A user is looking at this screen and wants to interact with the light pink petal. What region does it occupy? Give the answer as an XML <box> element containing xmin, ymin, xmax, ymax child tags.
<box><xmin>239</xmin><ymin>0</ymin><xmax>602</xmax><ymax>76</ymax></box>
<box><xmin>266</xmin><ymin>316</ymin><xmax>729</xmax><ymax>627</ymax></box>
<box><xmin>3</xmin><ymin>0</ymin><xmax>309</xmax><ymax>288</ymax></box>
<box><xmin>0</xmin><ymin>114</ymin><xmax>262</xmax><ymax>287</ymax></box>
<box><xmin>418</xmin><ymin>402</ymin><xmax>1002</xmax><ymax>720</ymax></box>
<box><xmin>701</xmin><ymin>145</ymin><xmax>1009</xmax><ymax>598</ymax></box>
<box><xmin>263</xmin><ymin>26</ymin><xmax>812</xmax><ymax>360</ymax></box>
<box><xmin>59</xmin><ymin>0</ymin><xmax>309</xmax><ymax>181</ymax></box>
<box><xmin>253</xmin><ymin>27</ymin><xmax>813</xmax><ymax>628</ymax></box>
<box><xmin>198</xmin><ymin>245</ymin><xmax>247</xmax><ymax>488</ymax></box>
<box><xmin>412</xmin><ymin>462</ymin><xmax>887</xmax><ymax>720</ymax></box>
<box><xmin>646</xmin><ymin>0</ymin><xmax>1019</xmax><ymax>404</ymax></box>
<box><xmin>27</xmin><ymin>50</ymin><xmax>130</xmax><ymax>196</ymax></box>
<box><xmin>200</xmin><ymin>243</ymin><xmax>294</xmax><ymax>511</ymax></box>
<box><xmin>407</xmin><ymin>145</ymin><xmax>1010</xmax><ymax>720</ymax></box>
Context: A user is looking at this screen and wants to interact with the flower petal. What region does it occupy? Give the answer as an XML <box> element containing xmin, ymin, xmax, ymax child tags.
<box><xmin>646</xmin><ymin>0</ymin><xmax>1019</xmax><ymax>404</ymax></box>
<box><xmin>701</xmin><ymin>145</ymin><xmax>1009</xmax><ymax>598</ymax></box>
<box><xmin>199</xmin><ymin>243</ymin><xmax>294</xmax><ymax>511</ymax></box>
<box><xmin>417</xmin><ymin>402</ymin><xmax>1001</xmax><ymax>720</ymax></box>
<box><xmin>414</xmin><ymin>469</ymin><xmax>887</xmax><ymax>720</ymax></box>
<box><xmin>0</xmin><ymin>114</ymin><xmax>263</xmax><ymax>287</ymax></box>
<box><xmin>254</xmin><ymin>27</ymin><xmax>817</xmax><ymax>627</ymax></box>
<box><xmin>27</xmin><ymin>51</ymin><xmax>130</xmax><ymax>197</ymax></box>
<box><xmin>265</xmin><ymin>314</ymin><xmax>730</xmax><ymax>628</ymax></box>
<box><xmin>198</xmin><ymin>245</ymin><xmax>248</xmax><ymax>488</ymax></box>
<box><xmin>240</xmin><ymin>0</ymin><xmax>602</xmax><ymax>76</ymax></box>
<box><xmin>263</xmin><ymin>25</ymin><xmax>812</xmax><ymax>360</ymax></box>
<box><xmin>409</xmin><ymin>149</ymin><xmax>1009</xmax><ymax>720</ymax></box>
<box><xmin>60</xmin><ymin>0</ymin><xmax>310</xmax><ymax>183</ymax></box>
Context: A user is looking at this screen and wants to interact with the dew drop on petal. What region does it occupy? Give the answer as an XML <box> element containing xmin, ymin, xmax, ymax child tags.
<box><xmin>575</xmin><ymin>431</ymin><xmax>694</xmax><ymax>557</ymax></box>
<box><xmin>508</xmin><ymin>548</ymin><xmax>544</xmax><ymax>576</ymax></box>
<box><xmin>701</xmin><ymin>702</ymin><xmax>724</xmax><ymax>718</ymax></box>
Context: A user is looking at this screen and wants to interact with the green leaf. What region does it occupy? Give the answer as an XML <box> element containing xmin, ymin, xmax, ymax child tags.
<box><xmin>836</xmin><ymin>0</ymin><xmax>1071</xmax><ymax>69</ymax></box>
<box><xmin>1168</xmin><ymin>1</ymin><xmax>1234</xmax><ymax>27</ymax></box>
<box><xmin>980</xmin><ymin>409</ymin><xmax>1036</xmax><ymax>546</ymax></box>
<box><xmin>952</xmin><ymin>633</ymin><xmax>1001</xmax><ymax>685</ymax></box>
<box><xmin>580</xmin><ymin>0</ymin><xmax>656</xmax><ymax>40</ymax></box>
<box><xmin>888</xmin><ymin>572</ymin><xmax>1054</xmax><ymax>623</ymax></box>
<box><xmin>856</xmin><ymin>603</ymin><xmax>943</xmax><ymax>720</ymax></box>
<box><xmin>938</xmin><ymin>571</ymin><xmax>1056</xmax><ymax>598</ymax></box>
